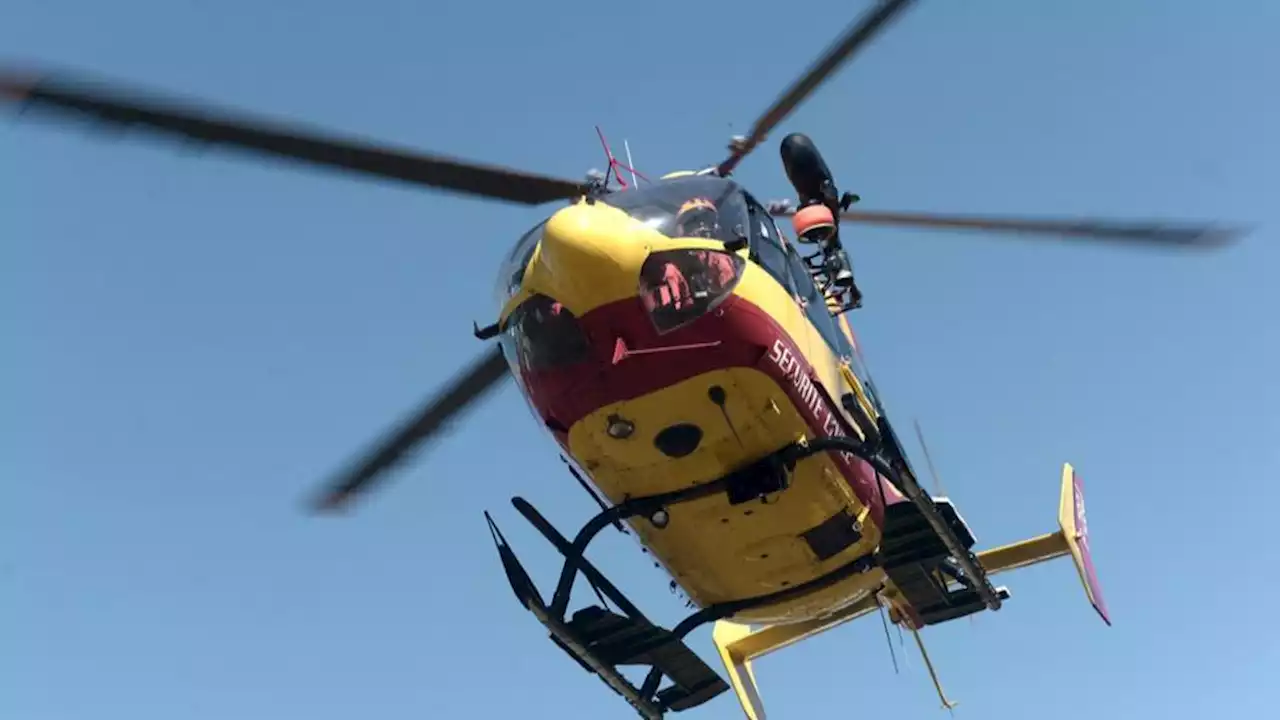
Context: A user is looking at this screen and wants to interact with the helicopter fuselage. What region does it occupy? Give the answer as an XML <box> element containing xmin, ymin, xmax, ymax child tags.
<box><xmin>495</xmin><ymin>175</ymin><xmax>904</xmax><ymax>623</ymax></box>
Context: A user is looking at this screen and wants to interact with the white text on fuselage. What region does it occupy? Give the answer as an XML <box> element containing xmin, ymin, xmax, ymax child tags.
<box><xmin>767</xmin><ymin>339</ymin><xmax>866</xmax><ymax>478</ymax></box>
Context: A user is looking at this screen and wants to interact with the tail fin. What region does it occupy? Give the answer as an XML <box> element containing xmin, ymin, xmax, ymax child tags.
<box><xmin>1057</xmin><ymin>463</ymin><xmax>1110</xmax><ymax>625</ymax></box>
<box><xmin>975</xmin><ymin>462</ymin><xmax>1111</xmax><ymax>626</ymax></box>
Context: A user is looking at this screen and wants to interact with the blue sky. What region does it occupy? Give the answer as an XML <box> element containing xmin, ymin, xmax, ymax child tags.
<box><xmin>4</xmin><ymin>1</ymin><xmax>1278</xmax><ymax>718</ymax></box>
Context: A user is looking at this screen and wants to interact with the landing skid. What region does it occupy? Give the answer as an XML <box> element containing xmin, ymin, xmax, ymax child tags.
<box><xmin>484</xmin><ymin>441</ymin><xmax>879</xmax><ymax>718</ymax></box>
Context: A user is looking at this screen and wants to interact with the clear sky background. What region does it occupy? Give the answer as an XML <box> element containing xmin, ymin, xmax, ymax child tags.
<box><xmin>4</xmin><ymin>1</ymin><xmax>1278</xmax><ymax>718</ymax></box>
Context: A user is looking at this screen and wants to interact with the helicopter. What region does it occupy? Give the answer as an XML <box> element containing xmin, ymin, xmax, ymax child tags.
<box><xmin>1</xmin><ymin>0</ymin><xmax>1248</xmax><ymax>717</ymax></box>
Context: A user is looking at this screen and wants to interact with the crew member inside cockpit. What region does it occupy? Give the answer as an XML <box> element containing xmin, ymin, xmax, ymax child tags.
<box><xmin>674</xmin><ymin>197</ymin><xmax>720</xmax><ymax>239</ymax></box>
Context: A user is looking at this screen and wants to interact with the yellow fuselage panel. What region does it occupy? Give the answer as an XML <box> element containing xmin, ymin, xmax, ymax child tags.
<box><xmin>501</xmin><ymin>199</ymin><xmax>886</xmax><ymax>624</ymax></box>
<box><xmin>569</xmin><ymin>367</ymin><xmax>883</xmax><ymax>623</ymax></box>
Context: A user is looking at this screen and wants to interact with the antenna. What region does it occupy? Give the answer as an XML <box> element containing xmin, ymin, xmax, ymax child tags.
<box><xmin>623</xmin><ymin>139</ymin><xmax>639</xmax><ymax>188</ymax></box>
<box><xmin>595</xmin><ymin>125</ymin><xmax>626</xmax><ymax>189</ymax></box>
<box><xmin>594</xmin><ymin>125</ymin><xmax>649</xmax><ymax>191</ymax></box>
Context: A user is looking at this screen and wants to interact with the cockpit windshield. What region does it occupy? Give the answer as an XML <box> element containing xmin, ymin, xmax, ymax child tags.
<box><xmin>494</xmin><ymin>219</ymin><xmax>546</xmax><ymax>314</ymax></box>
<box><xmin>602</xmin><ymin>175</ymin><xmax>749</xmax><ymax>246</ymax></box>
<box><xmin>493</xmin><ymin>177</ymin><xmax>749</xmax><ymax>316</ymax></box>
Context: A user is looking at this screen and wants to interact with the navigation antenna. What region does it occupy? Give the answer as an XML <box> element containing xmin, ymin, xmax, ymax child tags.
<box><xmin>623</xmin><ymin>139</ymin><xmax>640</xmax><ymax>188</ymax></box>
<box><xmin>594</xmin><ymin>125</ymin><xmax>649</xmax><ymax>191</ymax></box>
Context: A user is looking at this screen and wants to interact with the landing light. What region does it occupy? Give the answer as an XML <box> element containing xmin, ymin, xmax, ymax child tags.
<box><xmin>606</xmin><ymin>414</ymin><xmax>636</xmax><ymax>440</ymax></box>
<box><xmin>650</xmin><ymin>509</ymin><xmax>670</xmax><ymax>529</ymax></box>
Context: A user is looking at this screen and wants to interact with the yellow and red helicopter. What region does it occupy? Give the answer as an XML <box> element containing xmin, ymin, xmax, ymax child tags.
<box><xmin>1</xmin><ymin>1</ymin><xmax>1246</xmax><ymax>717</ymax></box>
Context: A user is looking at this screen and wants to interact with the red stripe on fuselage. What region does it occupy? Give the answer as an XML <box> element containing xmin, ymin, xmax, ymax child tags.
<box><xmin>517</xmin><ymin>295</ymin><xmax>885</xmax><ymax>528</ymax></box>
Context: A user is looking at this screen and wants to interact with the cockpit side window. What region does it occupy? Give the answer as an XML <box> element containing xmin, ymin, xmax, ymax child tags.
<box><xmin>744</xmin><ymin>194</ymin><xmax>794</xmax><ymax>295</ymax></box>
<box><xmin>494</xmin><ymin>220</ymin><xmax>547</xmax><ymax>314</ymax></box>
<box><xmin>786</xmin><ymin>243</ymin><xmax>854</xmax><ymax>359</ymax></box>
<box><xmin>502</xmin><ymin>294</ymin><xmax>591</xmax><ymax>373</ymax></box>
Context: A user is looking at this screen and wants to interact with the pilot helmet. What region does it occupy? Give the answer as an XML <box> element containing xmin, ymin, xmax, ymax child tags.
<box><xmin>675</xmin><ymin>197</ymin><xmax>720</xmax><ymax>239</ymax></box>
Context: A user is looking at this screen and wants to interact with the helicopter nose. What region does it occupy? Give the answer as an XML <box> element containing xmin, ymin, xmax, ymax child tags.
<box><xmin>537</xmin><ymin>201</ymin><xmax>647</xmax><ymax>313</ymax></box>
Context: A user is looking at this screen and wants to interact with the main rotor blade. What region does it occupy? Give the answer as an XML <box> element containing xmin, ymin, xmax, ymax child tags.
<box><xmin>836</xmin><ymin>209</ymin><xmax>1247</xmax><ymax>247</ymax></box>
<box><xmin>312</xmin><ymin>345</ymin><xmax>510</xmax><ymax>512</ymax></box>
<box><xmin>0</xmin><ymin>67</ymin><xmax>587</xmax><ymax>205</ymax></box>
<box><xmin>773</xmin><ymin>207</ymin><xmax>1247</xmax><ymax>248</ymax></box>
<box><xmin>717</xmin><ymin>0</ymin><xmax>918</xmax><ymax>176</ymax></box>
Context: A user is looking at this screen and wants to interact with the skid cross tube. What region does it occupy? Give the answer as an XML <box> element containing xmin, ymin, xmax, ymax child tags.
<box><xmin>531</xmin><ymin>473</ymin><xmax>737</xmax><ymax>621</ymax></box>
<box><xmin>512</xmin><ymin>496</ymin><xmax>649</xmax><ymax>621</ymax></box>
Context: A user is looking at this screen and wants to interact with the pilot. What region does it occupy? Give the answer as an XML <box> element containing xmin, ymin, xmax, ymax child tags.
<box><xmin>675</xmin><ymin>197</ymin><xmax>720</xmax><ymax>239</ymax></box>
